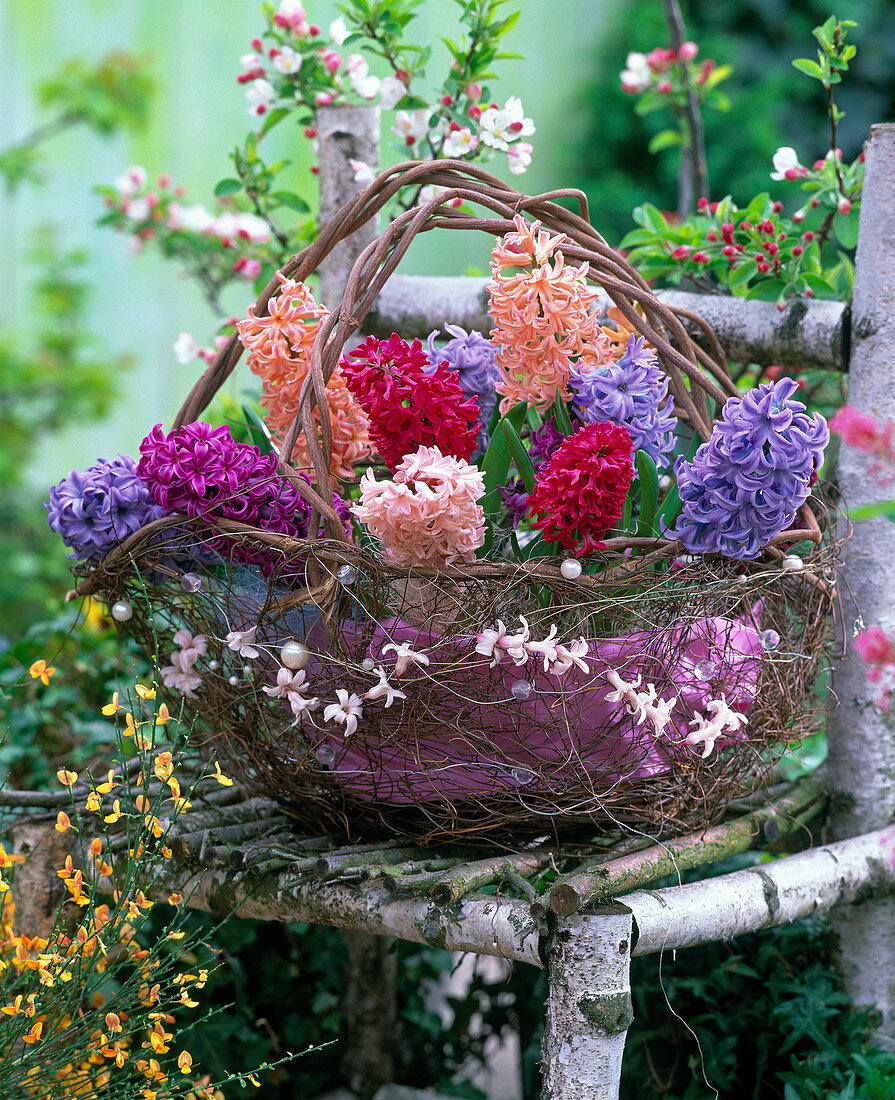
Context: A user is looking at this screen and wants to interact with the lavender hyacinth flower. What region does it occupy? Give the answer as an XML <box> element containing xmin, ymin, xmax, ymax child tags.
<box><xmin>668</xmin><ymin>378</ymin><xmax>829</xmax><ymax>559</ymax></box>
<box><xmin>46</xmin><ymin>455</ymin><xmax>164</xmax><ymax>561</ymax></box>
<box><xmin>569</xmin><ymin>334</ymin><xmax>676</xmax><ymax>465</ymax></box>
<box><xmin>426</xmin><ymin>324</ymin><xmax>500</xmax><ymax>453</ymax></box>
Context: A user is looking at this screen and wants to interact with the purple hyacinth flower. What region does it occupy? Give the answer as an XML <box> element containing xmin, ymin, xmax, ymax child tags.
<box><xmin>46</xmin><ymin>455</ymin><xmax>164</xmax><ymax>562</ymax></box>
<box><xmin>569</xmin><ymin>335</ymin><xmax>676</xmax><ymax>465</ymax></box>
<box><xmin>668</xmin><ymin>378</ymin><xmax>829</xmax><ymax>559</ymax></box>
<box><xmin>529</xmin><ymin>417</ymin><xmax>566</xmax><ymax>468</ymax></box>
<box><xmin>426</xmin><ymin>324</ymin><xmax>500</xmax><ymax>454</ymax></box>
<box><xmin>499</xmin><ymin>477</ymin><xmax>529</xmax><ymax>529</ymax></box>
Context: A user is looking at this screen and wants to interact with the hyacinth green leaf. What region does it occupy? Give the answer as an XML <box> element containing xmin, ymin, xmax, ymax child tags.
<box><xmin>656</xmin><ymin>431</ymin><xmax>701</xmax><ymax>530</ymax></box>
<box><xmin>242</xmin><ymin>405</ymin><xmax>276</xmax><ymax>456</ymax></box>
<box><xmin>478</xmin><ymin>400</ymin><xmax>528</xmax><ymax>555</ymax></box>
<box><xmin>551</xmin><ymin>396</ymin><xmax>574</xmax><ymax>439</ymax></box>
<box><xmin>635</xmin><ymin>450</ymin><xmax>659</xmax><ymax>538</ymax></box>
<box><xmin>501</xmin><ymin>419</ymin><xmax>537</xmax><ymax>495</ymax></box>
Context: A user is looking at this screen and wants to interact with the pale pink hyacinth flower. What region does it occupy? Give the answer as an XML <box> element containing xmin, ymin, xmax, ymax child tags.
<box><xmin>686</xmin><ymin>696</ymin><xmax>747</xmax><ymax>758</ymax></box>
<box><xmin>605</xmin><ymin>669</ymin><xmax>677</xmax><ymax>738</ymax></box>
<box><xmin>264</xmin><ymin>666</ymin><xmax>310</xmax><ymax>699</ymax></box>
<box><xmin>323</xmin><ymin>690</ymin><xmax>364</xmax><ymax>736</ymax></box>
<box><xmin>381</xmin><ymin>641</ymin><xmax>430</xmax><ymax>678</ymax></box>
<box><xmin>352</xmin><ymin>446</ymin><xmax>486</xmax><ymax>568</ymax></box>
<box><xmin>172</xmin><ymin>629</ymin><xmax>207</xmax><ymax>668</ymax></box>
<box><xmin>364</xmin><ymin>666</ymin><xmax>407</xmax><ymax>708</ymax></box>
<box><xmin>225</xmin><ymin>627</ymin><xmax>260</xmax><ymax>660</ymax></box>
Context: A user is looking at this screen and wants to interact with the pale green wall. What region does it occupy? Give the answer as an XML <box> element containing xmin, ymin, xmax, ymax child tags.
<box><xmin>2</xmin><ymin>0</ymin><xmax>610</xmax><ymax>488</ymax></box>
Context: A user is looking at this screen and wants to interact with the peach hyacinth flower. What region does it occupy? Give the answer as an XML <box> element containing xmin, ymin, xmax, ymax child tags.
<box><xmin>352</xmin><ymin>445</ymin><xmax>486</xmax><ymax>567</ymax></box>
<box><xmin>237</xmin><ymin>273</ymin><xmax>371</xmax><ymax>480</ymax></box>
<box><xmin>489</xmin><ymin>215</ymin><xmax>613</xmax><ymax>413</ymax></box>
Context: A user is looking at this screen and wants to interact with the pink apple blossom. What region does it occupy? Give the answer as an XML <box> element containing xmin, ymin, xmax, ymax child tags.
<box><xmin>507</xmin><ymin>140</ymin><xmax>533</xmax><ymax>175</ymax></box>
<box><xmin>378</xmin><ymin>75</ymin><xmax>406</xmax><ymax>110</ymax></box>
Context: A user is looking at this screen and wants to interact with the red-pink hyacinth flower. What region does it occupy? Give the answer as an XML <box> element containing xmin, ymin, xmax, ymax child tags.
<box><xmin>527</xmin><ymin>421</ymin><xmax>634</xmax><ymax>556</ymax></box>
<box><xmin>342</xmin><ymin>333</ymin><xmax>480</xmax><ymax>470</ymax></box>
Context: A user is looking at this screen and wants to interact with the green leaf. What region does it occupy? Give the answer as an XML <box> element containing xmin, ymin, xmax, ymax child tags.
<box><xmin>728</xmin><ymin>259</ymin><xmax>758</xmax><ymax>291</ymax></box>
<box><xmin>744</xmin><ymin>279</ymin><xmax>788</xmax><ymax>302</ymax></box>
<box><xmin>799</xmin><ymin>272</ymin><xmax>836</xmax><ymax>297</ymax></box>
<box><xmin>214</xmin><ymin>178</ymin><xmax>242</xmax><ymax>198</ymax></box>
<box><xmin>501</xmin><ymin>420</ymin><xmax>537</xmax><ymax>494</ymax></box>
<box><xmin>848</xmin><ymin>501</ymin><xmax>895</xmax><ymax>523</ymax></box>
<box><xmin>792</xmin><ymin>58</ymin><xmax>824</xmax><ymax>80</ymax></box>
<box><xmin>648</xmin><ymin>129</ymin><xmax>682</xmax><ymax>154</ymax></box>
<box><xmin>619</xmin><ymin>229</ymin><xmax>661</xmax><ymax>248</ymax></box>
<box><xmin>635</xmin><ymin>450</ymin><xmax>659</xmax><ymax>538</ymax></box>
<box><xmin>479</xmin><ymin>400</ymin><xmax>528</xmax><ymax>518</ymax></box>
<box><xmin>270</xmin><ymin>190</ymin><xmax>310</xmax><ymax>213</ymax></box>
<box><xmin>833</xmin><ymin>211</ymin><xmax>859</xmax><ymax>249</ymax></box>
<box><xmin>241</xmin><ymin>405</ymin><xmax>276</xmax><ymax>456</ymax></box>
<box><xmin>632</xmin><ymin>203</ymin><xmax>668</xmax><ymax>233</ymax></box>
<box><xmin>551</xmin><ymin>396</ymin><xmax>574</xmax><ymax>439</ymax></box>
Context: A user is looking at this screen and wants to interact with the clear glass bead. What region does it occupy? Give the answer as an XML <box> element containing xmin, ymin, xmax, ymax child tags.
<box><xmin>361</xmin><ymin>657</ymin><xmax>376</xmax><ymax>671</ymax></box>
<box><xmin>336</xmin><ymin>564</ymin><xmax>357</xmax><ymax>585</ymax></box>
<box><xmin>694</xmin><ymin>660</ymin><xmax>716</xmax><ymax>682</ymax></box>
<box><xmin>511</xmin><ymin>680</ymin><xmax>533</xmax><ymax>700</ymax></box>
<box><xmin>760</xmin><ymin>629</ymin><xmax>781</xmax><ymax>651</ymax></box>
<box><xmin>315</xmin><ymin>745</ymin><xmax>336</xmax><ymax>768</ymax></box>
<box><xmin>180</xmin><ymin>572</ymin><xmax>202</xmax><ymax>593</ymax></box>
<box><xmin>511</xmin><ymin>767</ymin><xmax>535</xmax><ymax>786</ymax></box>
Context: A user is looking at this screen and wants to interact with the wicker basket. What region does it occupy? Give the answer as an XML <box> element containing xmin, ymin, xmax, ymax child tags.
<box><xmin>73</xmin><ymin>160</ymin><xmax>835</xmax><ymax>844</ymax></box>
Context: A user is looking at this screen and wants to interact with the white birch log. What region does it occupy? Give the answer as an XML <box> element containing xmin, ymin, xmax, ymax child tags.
<box><xmin>624</xmin><ymin>826</ymin><xmax>895</xmax><ymax>956</ymax></box>
<box><xmin>317</xmin><ymin>104</ymin><xmax>380</xmax><ymax>309</ymax></box>
<box><xmin>146</xmin><ymin>866</ymin><xmax>543</xmax><ymax>968</ymax></box>
<box><xmin>365</xmin><ymin>275</ymin><xmax>847</xmax><ymax>370</ymax></box>
<box><xmin>827</xmin><ymin>122</ymin><xmax>895</xmax><ymax>1049</ymax></box>
<box><xmin>541</xmin><ymin>904</ymin><xmax>634</xmax><ymax>1100</ymax></box>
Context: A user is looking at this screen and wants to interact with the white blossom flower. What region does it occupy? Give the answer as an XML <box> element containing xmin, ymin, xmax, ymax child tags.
<box><xmin>770</xmin><ymin>146</ymin><xmax>808</xmax><ymax>181</ymax></box>
<box><xmin>349</xmin><ymin>158</ymin><xmax>377</xmax><ymax>187</ymax></box>
<box><xmin>363</xmin><ymin>666</ymin><xmax>407</xmax><ymax>708</ymax></box>
<box><xmin>224</xmin><ymin>627</ymin><xmax>260</xmax><ymax>660</ymax></box>
<box><xmin>392</xmin><ymin>109</ymin><xmax>430</xmax><ymax>148</ymax></box>
<box><xmin>442</xmin><ymin>126</ymin><xmax>478</xmax><ymax>159</ymax></box>
<box><xmin>113</xmin><ymin>166</ymin><xmax>147</xmax><ymax>198</ymax></box>
<box><xmin>381</xmin><ymin>640</ymin><xmax>430</xmax><ymax>677</ymax></box>
<box><xmin>323</xmin><ymin>689</ymin><xmax>364</xmax><ymax>736</ymax></box>
<box><xmin>246</xmin><ymin>78</ymin><xmax>276</xmax><ymax>117</ymax></box>
<box><xmin>124</xmin><ymin>196</ymin><xmax>150</xmax><ymax>222</ymax></box>
<box><xmin>329</xmin><ymin>16</ymin><xmax>348</xmax><ymax>44</ymax></box>
<box><xmin>346</xmin><ymin>55</ymin><xmax>380</xmax><ymax>99</ymax></box>
<box><xmin>378</xmin><ymin>75</ymin><xmax>406</xmax><ymax>110</ymax></box>
<box><xmin>507</xmin><ymin>141</ymin><xmax>533</xmax><ymax>175</ymax></box>
<box><xmin>273</xmin><ymin>45</ymin><xmax>302</xmax><ymax>75</ymax></box>
<box><xmin>169</xmin><ymin>203</ymin><xmax>216</xmax><ymax>234</ymax></box>
<box><xmin>172</xmin><ymin>332</ymin><xmax>198</xmax><ymax>365</ymax></box>
<box><xmin>478</xmin><ymin>96</ymin><xmax>535</xmax><ymax>152</ymax></box>
<box><xmin>620</xmin><ymin>52</ymin><xmax>651</xmax><ymax>93</ymax></box>
<box><xmin>417</xmin><ymin>184</ymin><xmax>463</xmax><ymax>209</ymax></box>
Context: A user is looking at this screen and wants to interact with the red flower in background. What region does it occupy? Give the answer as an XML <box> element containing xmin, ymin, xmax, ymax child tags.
<box><xmin>528</xmin><ymin>422</ymin><xmax>634</xmax><ymax>555</ymax></box>
<box><xmin>342</xmin><ymin>333</ymin><xmax>480</xmax><ymax>469</ymax></box>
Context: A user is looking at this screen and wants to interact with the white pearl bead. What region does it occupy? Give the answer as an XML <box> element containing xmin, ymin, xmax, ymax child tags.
<box><xmin>560</xmin><ymin>558</ymin><xmax>583</xmax><ymax>580</ymax></box>
<box><xmin>111</xmin><ymin>600</ymin><xmax>133</xmax><ymax>622</ymax></box>
<box><xmin>228</xmin><ymin>675</ymin><xmax>239</xmax><ymax>686</ymax></box>
<box><xmin>280</xmin><ymin>640</ymin><xmax>311</xmax><ymax>670</ymax></box>
<box><xmin>361</xmin><ymin>657</ymin><xmax>376</xmax><ymax>671</ymax></box>
<box><xmin>783</xmin><ymin>554</ymin><xmax>804</xmax><ymax>573</ymax></box>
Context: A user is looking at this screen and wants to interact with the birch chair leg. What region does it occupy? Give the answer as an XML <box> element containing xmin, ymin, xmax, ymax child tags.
<box><xmin>541</xmin><ymin>904</ymin><xmax>634</xmax><ymax>1100</ymax></box>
